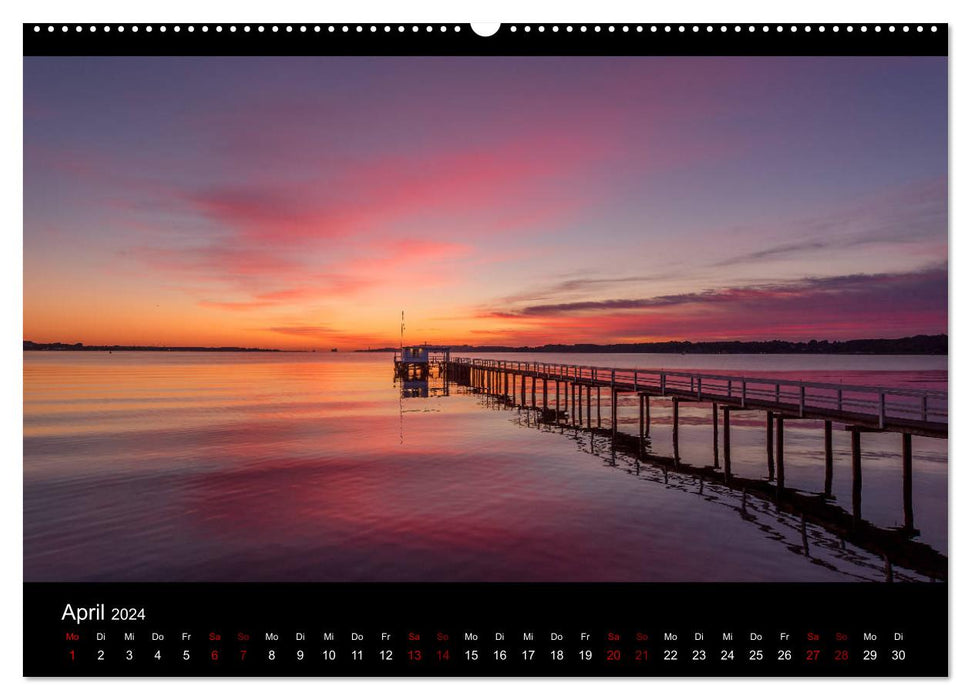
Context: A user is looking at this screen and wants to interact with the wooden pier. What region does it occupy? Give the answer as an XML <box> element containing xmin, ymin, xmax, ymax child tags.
<box><xmin>447</xmin><ymin>357</ymin><xmax>947</xmax><ymax>579</ymax></box>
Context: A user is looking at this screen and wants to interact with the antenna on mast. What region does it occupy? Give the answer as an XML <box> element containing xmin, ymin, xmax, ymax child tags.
<box><xmin>400</xmin><ymin>310</ymin><xmax>405</xmax><ymax>350</ymax></box>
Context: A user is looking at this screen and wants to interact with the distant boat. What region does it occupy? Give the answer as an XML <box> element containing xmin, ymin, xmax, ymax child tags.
<box><xmin>331</xmin><ymin>348</ymin><xmax>338</xmax><ymax>352</ymax></box>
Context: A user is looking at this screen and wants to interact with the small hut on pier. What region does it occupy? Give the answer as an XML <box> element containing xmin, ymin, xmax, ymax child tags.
<box><xmin>394</xmin><ymin>344</ymin><xmax>450</xmax><ymax>380</ymax></box>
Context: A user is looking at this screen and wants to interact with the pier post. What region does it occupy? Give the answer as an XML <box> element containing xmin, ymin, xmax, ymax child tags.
<box><xmin>722</xmin><ymin>406</ymin><xmax>732</xmax><ymax>481</ymax></box>
<box><xmin>543</xmin><ymin>379</ymin><xmax>548</xmax><ymax>411</ymax></box>
<box><xmin>824</xmin><ymin>420</ymin><xmax>834</xmax><ymax>497</ymax></box>
<box><xmin>597</xmin><ymin>387</ymin><xmax>602</xmax><ymax>427</ymax></box>
<box><xmin>531</xmin><ymin>376</ymin><xmax>536</xmax><ymax>407</ymax></box>
<box><xmin>902</xmin><ymin>432</ymin><xmax>914</xmax><ymax>532</ymax></box>
<box><xmin>672</xmin><ymin>399</ymin><xmax>680</xmax><ymax>464</ymax></box>
<box><xmin>576</xmin><ymin>383</ymin><xmax>581</xmax><ymax>426</ymax></box>
<box><xmin>586</xmin><ymin>385</ymin><xmax>592</xmax><ymax>428</ymax></box>
<box><xmin>775</xmin><ymin>415</ymin><xmax>785</xmax><ymax>498</ymax></box>
<box><xmin>504</xmin><ymin>371</ymin><xmax>508</xmax><ymax>397</ymax></box>
<box><xmin>555</xmin><ymin>380</ymin><xmax>560</xmax><ymax>417</ymax></box>
<box><xmin>851</xmin><ymin>429</ymin><xmax>862</xmax><ymax>524</ymax></box>
<box><xmin>521</xmin><ymin>374</ymin><xmax>526</xmax><ymax>406</ymax></box>
<box><xmin>712</xmin><ymin>403</ymin><xmax>719</xmax><ymax>469</ymax></box>
<box><xmin>766</xmin><ymin>412</ymin><xmax>774</xmax><ymax>479</ymax></box>
<box><xmin>645</xmin><ymin>395</ymin><xmax>651</xmax><ymax>433</ymax></box>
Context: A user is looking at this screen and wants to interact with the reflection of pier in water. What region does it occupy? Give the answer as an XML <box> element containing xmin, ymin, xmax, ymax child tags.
<box><xmin>397</xmin><ymin>372</ymin><xmax>450</xmax><ymax>398</ymax></box>
<box><xmin>447</xmin><ymin>357</ymin><xmax>947</xmax><ymax>581</ymax></box>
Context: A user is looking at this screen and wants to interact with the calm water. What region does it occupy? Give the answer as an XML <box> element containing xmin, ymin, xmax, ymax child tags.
<box><xmin>23</xmin><ymin>352</ymin><xmax>947</xmax><ymax>582</ymax></box>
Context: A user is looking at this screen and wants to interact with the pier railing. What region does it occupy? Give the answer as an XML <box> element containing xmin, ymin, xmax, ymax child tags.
<box><xmin>450</xmin><ymin>357</ymin><xmax>947</xmax><ymax>432</ymax></box>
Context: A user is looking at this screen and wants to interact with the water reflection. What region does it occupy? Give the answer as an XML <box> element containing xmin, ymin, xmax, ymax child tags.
<box><xmin>396</xmin><ymin>365</ymin><xmax>450</xmax><ymax>399</ymax></box>
<box><xmin>501</xmin><ymin>402</ymin><xmax>939</xmax><ymax>582</ymax></box>
<box><xmin>24</xmin><ymin>352</ymin><xmax>946</xmax><ymax>583</ymax></box>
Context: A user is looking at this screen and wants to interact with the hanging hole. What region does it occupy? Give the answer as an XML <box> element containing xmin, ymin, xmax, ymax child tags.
<box><xmin>471</xmin><ymin>22</ymin><xmax>500</xmax><ymax>37</ymax></box>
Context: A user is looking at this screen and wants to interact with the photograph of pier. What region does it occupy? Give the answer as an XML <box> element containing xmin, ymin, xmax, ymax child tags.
<box><xmin>24</xmin><ymin>56</ymin><xmax>946</xmax><ymax>582</ymax></box>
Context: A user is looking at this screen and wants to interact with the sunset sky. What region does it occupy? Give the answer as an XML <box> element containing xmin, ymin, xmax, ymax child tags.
<box><xmin>24</xmin><ymin>56</ymin><xmax>947</xmax><ymax>350</ymax></box>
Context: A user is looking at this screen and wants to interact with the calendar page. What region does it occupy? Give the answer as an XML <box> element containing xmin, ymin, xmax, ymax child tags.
<box><xmin>22</xmin><ymin>20</ymin><xmax>948</xmax><ymax>677</ymax></box>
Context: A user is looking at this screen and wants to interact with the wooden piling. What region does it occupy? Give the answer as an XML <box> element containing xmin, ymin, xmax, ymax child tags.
<box><xmin>543</xmin><ymin>378</ymin><xmax>548</xmax><ymax>410</ymax></box>
<box><xmin>712</xmin><ymin>403</ymin><xmax>719</xmax><ymax>469</ymax></box>
<box><xmin>851</xmin><ymin>429</ymin><xmax>862</xmax><ymax>524</ymax></box>
<box><xmin>672</xmin><ymin>398</ymin><xmax>680</xmax><ymax>464</ymax></box>
<box><xmin>722</xmin><ymin>406</ymin><xmax>732</xmax><ymax>481</ymax></box>
<box><xmin>902</xmin><ymin>432</ymin><xmax>914</xmax><ymax>531</ymax></box>
<box><xmin>766</xmin><ymin>412</ymin><xmax>774</xmax><ymax>479</ymax></box>
<box><xmin>824</xmin><ymin>420</ymin><xmax>834</xmax><ymax>497</ymax></box>
<box><xmin>775</xmin><ymin>415</ymin><xmax>785</xmax><ymax>498</ymax></box>
<box><xmin>570</xmin><ymin>383</ymin><xmax>576</xmax><ymax>425</ymax></box>
<box><xmin>586</xmin><ymin>385</ymin><xmax>592</xmax><ymax>428</ymax></box>
<box><xmin>594</xmin><ymin>387</ymin><xmax>600</xmax><ymax>427</ymax></box>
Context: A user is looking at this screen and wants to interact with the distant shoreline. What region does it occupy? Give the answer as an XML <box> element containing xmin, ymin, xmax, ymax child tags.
<box><xmin>357</xmin><ymin>334</ymin><xmax>947</xmax><ymax>356</ymax></box>
<box><xmin>25</xmin><ymin>334</ymin><xmax>947</xmax><ymax>355</ymax></box>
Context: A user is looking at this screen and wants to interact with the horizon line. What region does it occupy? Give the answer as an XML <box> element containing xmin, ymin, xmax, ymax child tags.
<box><xmin>23</xmin><ymin>334</ymin><xmax>948</xmax><ymax>355</ymax></box>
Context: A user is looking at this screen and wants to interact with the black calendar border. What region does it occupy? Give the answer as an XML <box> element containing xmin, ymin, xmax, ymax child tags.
<box><xmin>24</xmin><ymin>581</ymin><xmax>948</xmax><ymax>677</ymax></box>
<box><xmin>24</xmin><ymin>23</ymin><xmax>947</xmax><ymax>57</ymax></box>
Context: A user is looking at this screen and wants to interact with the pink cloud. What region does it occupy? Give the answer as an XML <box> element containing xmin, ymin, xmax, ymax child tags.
<box><xmin>122</xmin><ymin>129</ymin><xmax>618</xmax><ymax>312</ymax></box>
